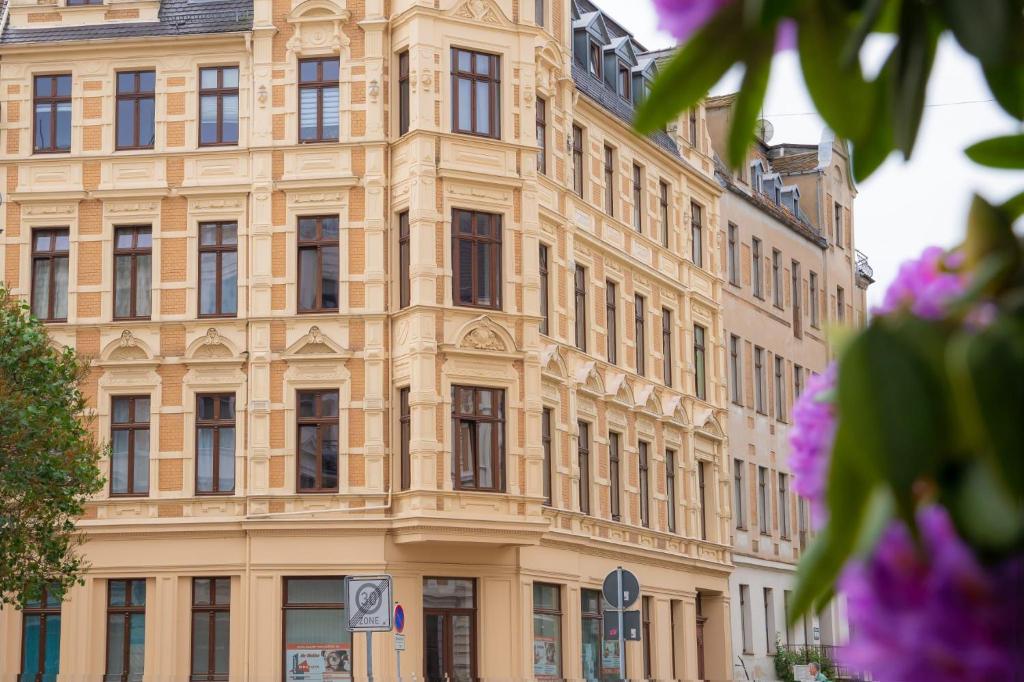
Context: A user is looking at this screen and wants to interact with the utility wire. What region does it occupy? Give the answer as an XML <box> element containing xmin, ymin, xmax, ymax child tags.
<box><xmin>763</xmin><ymin>98</ymin><xmax>995</xmax><ymax>118</ymax></box>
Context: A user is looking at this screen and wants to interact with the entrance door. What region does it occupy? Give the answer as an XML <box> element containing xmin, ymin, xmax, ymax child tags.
<box><xmin>423</xmin><ymin>578</ymin><xmax>476</xmax><ymax>681</ymax></box>
<box><xmin>696</xmin><ymin>617</ymin><xmax>706</xmax><ymax>681</ymax></box>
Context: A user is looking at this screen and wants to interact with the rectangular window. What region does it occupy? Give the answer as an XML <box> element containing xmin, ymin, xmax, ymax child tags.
<box><xmin>772</xmin><ymin>248</ymin><xmax>783</xmax><ymax>308</ymax></box>
<box><xmin>764</xmin><ymin>588</ymin><xmax>777</xmax><ymax>654</ymax></box>
<box><xmin>423</xmin><ymin>578</ymin><xmax>476</xmax><ymax>680</ymax></box>
<box><xmin>698</xmin><ymin>460</ymin><xmax>708</xmax><ymax>540</ymax></box>
<box><xmin>794</xmin><ymin>365</ymin><xmax>804</xmax><ymax>398</ymax></box>
<box><xmin>603</xmin><ymin>145</ymin><xmax>615</xmax><ymax>216</ymax></box>
<box><xmin>758</xmin><ymin>466</ymin><xmax>770</xmax><ymax>534</ymax></box>
<box><xmin>642</xmin><ymin>597</ymin><xmax>652</xmax><ymax>679</ymax></box>
<box><xmin>536</xmin><ymin>97</ymin><xmax>547</xmax><ymax>175</ymax></box>
<box><xmin>297</xmin><ymin>216</ymin><xmax>340</xmax><ymax>313</ymax></box>
<box><xmin>574</xmin><ymin>265</ymin><xmax>587</xmax><ymax>351</ymax></box>
<box><xmin>31</xmin><ymin>228</ymin><xmax>69</xmax><ymax>322</ymax></box>
<box><xmin>196</xmin><ymin>394</ymin><xmax>235</xmax><ymax>495</ymax></box>
<box><xmin>115</xmin><ymin>71</ymin><xmax>155</xmax><ymax>150</ymax></box>
<box><xmin>399</xmin><ymin>387</ymin><xmax>411</xmax><ymax>491</ymax></box>
<box><xmin>110</xmin><ymin>396</ymin><xmax>150</xmax><ymax>496</ymax></box>
<box><xmin>452</xmin><ymin>48</ymin><xmax>500</xmax><ymax>138</ymax></box>
<box><xmin>577</xmin><ymin>421</ymin><xmax>590</xmax><ymax>515</ymax></box>
<box><xmin>33</xmin><ymin>74</ymin><xmax>71</xmax><ymax>153</ymax></box>
<box><xmin>809</xmin><ymin>271</ymin><xmax>820</xmax><ymax>327</ymax></box>
<box><xmin>298</xmin><ymin>58</ymin><xmax>340</xmax><ymax>142</ymax></box>
<box><xmin>533</xmin><ymin>584</ymin><xmax>561</xmax><ymax>679</ymax></box>
<box><xmin>693</xmin><ymin>324</ymin><xmax>707</xmax><ymax>401</ymax></box>
<box><xmin>792</xmin><ymin>260</ymin><xmax>802</xmax><ymax>337</ymax></box>
<box><xmin>582</xmin><ymin>589</ymin><xmax>621</xmax><ymax>679</ymax></box>
<box><xmin>296</xmin><ymin>390</ymin><xmax>340</xmax><ymax>492</ymax></box>
<box><xmin>754</xmin><ymin>346</ymin><xmax>766</xmax><ymax>414</ymax></box>
<box><xmin>534</xmin><ymin>0</ymin><xmax>545</xmax><ymax>26</ymax></box>
<box><xmin>572</xmin><ymin>125</ymin><xmax>584</xmax><ymax>197</ymax></box>
<box><xmin>837</xmin><ymin>285</ymin><xmax>846</xmax><ymax>322</ymax></box>
<box><xmin>739</xmin><ymin>584</ymin><xmax>753</xmax><ymax>654</ymax></box>
<box><xmin>666</xmin><ymin>448</ymin><xmax>677</xmax><ymax>533</ymax></box>
<box><xmin>20</xmin><ymin>585</ymin><xmax>62</xmax><ymax>682</ymax></box>
<box><xmin>659</xmin><ymin>181</ymin><xmax>670</xmax><ymax>248</ymax></box>
<box><xmin>617</xmin><ymin>63</ymin><xmax>631</xmax><ymax>100</ymax></box>
<box><xmin>632</xmin><ymin>163</ymin><xmax>643</xmax><ymax>232</ymax></box>
<box><xmin>634</xmin><ymin>294</ymin><xmax>645</xmax><ymax>376</ymax></box>
<box><xmin>752</xmin><ymin>237</ymin><xmax>763</xmax><ymax>299</ymax></box>
<box><xmin>198</xmin><ymin>66</ymin><xmax>239</xmax><ymax>146</ymax></box>
<box><xmin>588</xmin><ymin>42</ymin><xmax>603</xmax><ymax>78</ymax></box>
<box><xmin>453</xmin><ymin>209</ymin><xmax>502</xmax><ymax>309</ymax></box>
<box><xmin>198</xmin><ymin>221</ymin><xmax>238</xmax><ymax>317</ymax></box>
<box><xmin>734</xmin><ymin>458</ymin><xmax>745</xmax><ymax>529</ymax></box>
<box><xmin>605</xmin><ymin>281</ymin><xmax>617</xmax><ymax>364</ymax></box>
<box><xmin>542</xmin><ymin>407</ymin><xmax>553</xmax><ymax>506</ymax></box>
<box><xmin>191</xmin><ymin>578</ymin><xmax>230</xmax><ymax>682</ymax></box>
<box><xmin>113</xmin><ymin>225</ymin><xmax>152</xmax><ymax>320</ymax></box>
<box><xmin>283</xmin><ymin>578</ymin><xmax>350</xmax><ymax>681</ymax></box>
<box><xmin>398</xmin><ymin>51</ymin><xmax>410</xmax><ymax>136</ymax></box>
<box><xmin>834</xmin><ymin>202</ymin><xmax>844</xmax><ymax>248</ymax></box>
<box><xmin>105</xmin><ymin>579</ymin><xmax>146</xmax><ymax>682</ymax></box>
<box><xmin>729</xmin><ymin>334</ymin><xmax>742</xmax><ymax>404</ymax></box>
<box><xmin>452</xmin><ymin>386</ymin><xmax>505</xmax><ymax>492</ymax></box>
<box><xmin>662</xmin><ymin>308</ymin><xmax>673</xmax><ymax>387</ymax></box>
<box><xmin>774</xmin><ymin>355</ymin><xmax>785</xmax><ymax>422</ymax></box>
<box><xmin>778</xmin><ymin>473</ymin><xmax>790</xmax><ymax>539</ymax></box>
<box><xmin>690</xmin><ymin>202</ymin><xmax>703</xmax><ymax>267</ymax></box>
<box><xmin>609</xmin><ymin>432</ymin><xmax>621</xmax><ymax>521</ymax></box>
<box><xmin>398</xmin><ymin>212</ymin><xmax>410</xmax><ymax>309</ymax></box>
<box><xmin>539</xmin><ymin>244</ymin><xmax>550</xmax><ymax>335</ymax></box>
<box><xmin>689</xmin><ymin>109</ymin><xmax>698</xmax><ymax>147</ymax></box>
<box><xmin>727</xmin><ymin>223</ymin><xmax>739</xmax><ymax>285</ymax></box>
<box><xmin>638</xmin><ymin>440</ymin><xmax>650</xmax><ymax>528</ymax></box>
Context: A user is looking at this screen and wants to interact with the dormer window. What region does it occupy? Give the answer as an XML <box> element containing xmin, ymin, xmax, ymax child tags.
<box><xmin>750</xmin><ymin>161</ymin><xmax>763</xmax><ymax>191</ymax></box>
<box><xmin>617</xmin><ymin>63</ymin><xmax>631</xmax><ymax>101</ymax></box>
<box><xmin>589</xmin><ymin>42</ymin><xmax>603</xmax><ymax>78</ymax></box>
<box><xmin>67</xmin><ymin>0</ymin><xmax>103</xmax><ymax>5</ymax></box>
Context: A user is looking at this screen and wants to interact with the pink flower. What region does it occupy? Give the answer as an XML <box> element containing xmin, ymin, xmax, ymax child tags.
<box><xmin>652</xmin><ymin>0</ymin><xmax>795</xmax><ymax>49</ymax></box>
<box><xmin>789</xmin><ymin>363</ymin><xmax>837</xmax><ymax>528</ymax></box>
<box><xmin>839</xmin><ymin>507</ymin><xmax>1023</xmax><ymax>681</ymax></box>
<box><xmin>873</xmin><ymin>246</ymin><xmax>967</xmax><ymax>319</ymax></box>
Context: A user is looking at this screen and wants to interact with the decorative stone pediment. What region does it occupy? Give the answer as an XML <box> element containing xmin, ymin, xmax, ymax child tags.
<box><xmin>286</xmin><ymin>326</ymin><xmax>346</xmax><ymax>357</ymax></box>
<box><xmin>606</xmin><ymin>373</ymin><xmax>631</xmax><ymax>406</ymax></box>
<box><xmin>101</xmin><ymin>330</ymin><xmax>153</xmax><ymax>362</ymax></box>
<box><xmin>633</xmin><ymin>383</ymin><xmax>655</xmax><ymax>411</ymax></box>
<box><xmin>574</xmin><ymin>360</ymin><xmax>604</xmax><ymax>395</ymax></box>
<box><xmin>185</xmin><ymin>328</ymin><xmax>239</xmax><ymax>362</ymax></box>
<box><xmin>286</xmin><ymin>0</ymin><xmax>351</xmax><ymax>55</ymax></box>
<box><xmin>453</xmin><ymin>316</ymin><xmax>516</xmax><ymax>354</ymax></box>
<box><xmin>699</xmin><ymin>413</ymin><xmax>725</xmax><ymax>438</ymax></box>
<box><xmin>450</xmin><ymin>0</ymin><xmax>510</xmax><ymax>25</ymax></box>
<box><xmin>662</xmin><ymin>394</ymin><xmax>687</xmax><ymax>425</ymax></box>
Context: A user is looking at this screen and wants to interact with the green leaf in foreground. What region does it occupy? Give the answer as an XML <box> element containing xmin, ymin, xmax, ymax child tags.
<box><xmin>965</xmin><ymin>134</ymin><xmax>1024</xmax><ymax>169</ymax></box>
<box><xmin>727</xmin><ymin>39</ymin><xmax>774</xmax><ymax>169</ymax></box>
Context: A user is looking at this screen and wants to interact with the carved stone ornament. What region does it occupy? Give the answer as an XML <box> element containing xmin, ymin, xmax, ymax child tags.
<box><xmin>203</xmin><ymin>328</ymin><xmax>221</xmax><ymax>345</ymax></box>
<box><xmin>119</xmin><ymin>329</ymin><xmax>136</xmax><ymax>347</ymax></box>
<box><xmin>454</xmin><ymin>0</ymin><xmax>502</xmax><ymax>23</ymax></box>
<box><xmin>308</xmin><ymin>326</ymin><xmax>324</xmax><ymax>345</ymax></box>
<box><xmin>460</xmin><ymin>326</ymin><xmax>504</xmax><ymax>351</ymax></box>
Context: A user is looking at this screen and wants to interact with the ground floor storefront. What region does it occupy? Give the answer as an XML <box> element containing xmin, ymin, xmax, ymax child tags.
<box><xmin>1</xmin><ymin>523</ymin><xmax>733</xmax><ymax>681</ymax></box>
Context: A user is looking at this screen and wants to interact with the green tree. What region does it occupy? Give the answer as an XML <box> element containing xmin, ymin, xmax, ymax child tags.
<box><xmin>0</xmin><ymin>284</ymin><xmax>104</xmax><ymax>607</ymax></box>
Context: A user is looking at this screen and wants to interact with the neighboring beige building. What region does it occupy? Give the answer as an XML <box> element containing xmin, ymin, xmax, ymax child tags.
<box><xmin>0</xmin><ymin>0</ymin><xmax>738</xmax><ymax>679</ymax></box>
<box><xmin>706</xmin><ymin>97</ymin><xmax>872</xmax><ymax>680</ymax></box>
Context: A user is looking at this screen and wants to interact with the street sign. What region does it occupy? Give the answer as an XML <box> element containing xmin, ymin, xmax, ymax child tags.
<box><xmin>345</xmin><ymin>575</ymin><xmax>393</xmax><ymax>632</ymax></box>
<box><xmin>602</xmin><ymin>568</ymin><xmax>639</xmax><ymax>609</ymax></box>
<box><xmin>394</xmin><ymin>633</ymin><xmax>406</xmax><ymax>651</ymax></box>
<box><xmin>603</xmin><ymin>610</ymin><xmax>640</xmax><ymax>640</ymax></box>
<box><xmin>394</xmin><ymin>603</ymin><xmax>405</xmax><ymax>634</ymax></box>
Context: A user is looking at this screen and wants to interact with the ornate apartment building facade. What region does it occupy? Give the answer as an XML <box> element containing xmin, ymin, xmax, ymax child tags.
<box><xmin>0</xmin><ymin>0</ymin><xmax>738</xmax><ymax>679</ymax></box>
<box><xmin>706</xmin><ymin>98</ymin><xmax>872</xmax><ymax>680</ymax></box>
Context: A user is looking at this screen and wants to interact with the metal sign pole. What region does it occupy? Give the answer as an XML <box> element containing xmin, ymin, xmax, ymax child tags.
<box><xmin>617</xmin><ymin>566</ymin><xmax>625</xmax><ymax>682</ymax></box>
<box><xmin>367</xmin><ymin>631</ymin><xmax>374</xmax><ymax>682</ymax></box>
<box><xmin>396</xmin><ymin>643</ymin><xmax>401</xmax><ymax>682</ymax></box>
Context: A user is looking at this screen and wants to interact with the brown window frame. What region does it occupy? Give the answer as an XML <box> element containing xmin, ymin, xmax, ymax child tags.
<box><xmin>115</xmin><ymin>70</ymin><xmax>155</xmax><ymax>151</ymax></box>
<box><xmin>734</xmin><ymin>458</ymin><xmax>746</xmax><ymax>529</ymax></box>
<box><xmin>198</xmin><ymin>221</ymin><xmax>238</xmax><ymax>318</ymax></box>
<box><xmin>694</xmin><ymin>324</ymin><xmax>707</xmax><ymax>401</ymax></box>
<box><xmin>110</xmin><ymin>395</ymin><xmax>150</xmax><ymax>497</ymax></box>
<box><xmin>834</xmin><ymin>201</ymin><xmax>844</xmax><ymax>248</ymax></box>
<box><xmin>451</xmin><ymin>48</ymin><xmax>501</xmax><ymax>139</ymax></box>
<box><xmin>758</xmin><ymin>465</ymin><xmax>770</xmax><ymax>535</ymax></box>
<box><xmin>398</xmin><ymin>211</ymin><xmax>410</xmax><ymax>309</ymax></box>
<box><xmin>452</xmin><ymin>209</ymin><xmax>502</xmax><ymax>310</ymax></box>
<box><xmin>642</xmin><ymin>596</ymin><xmax>653</xmax><ymax>678</ymax></box>
<box><xmin>589</xmin><ymin>42</ymin><xmax>603</xmax><ymax>78</ymax></box>
<box><xmin>105</xmin><ymin>578</ymin><xmax>147</xmax><ymax>682</ymax></box>
<box><xmin>794</xmin><ymin>364</ymin><xmax>804</xmax><ymax>398</ymax></box>
<box><xmin>539</xmin><ymin>243</ymin><xmax>550</xmax><ymax>335</ymax></box>
<box><xmin>423</xmin><ymin>577</ymin><xmax>477</xmax><ymax>681</ymax></box>
<box><xmin>20</xmin><ymin>584</ymin><xmax>62</xmax><ymax>682</ymax></box>
<box><xmin>752</xmin><ymin>237</ymin><xmax>764</xmax><ymax>299</ymax></box>
<box><xmin>689</xmin><ymin>109</ymin><xmax>698</xmax><ymax>147</ymax></box>
<box><xmin>282</xmin><ymin>577</ymin><xmax>351</xmax><ymax>682</ymax></box>
<box><xmin>632</xmin><ymin>163</ymin><xmax>643</xmax><ymax>232</ymax></box>
<box><xmin>536</xmin><ymin>96</ymin><xmax>547</xmax><ymax>175</ymax></box>
<box><xmin>605</xmin><ymin>280</ymin><xmax>617</xmax><ymax>364</ymax></box>
<box><xmin>638</xmin><ymin>440</ymin><xmax>650</xmax><ymax>528</ymax></box>
<box><xmin>398</xmin><ymin>51</ymin><xmax>410</xmax><ymax>136</ymax></box>
<box><xmin>298</xmin><ymin>57</ymin><xmax>340</xmax><ymax>143</ymax></box>
<box><xmin>772</xmin><ymin>248</ymin><xmax>783</xmax><ymax>308</ymax></box>
<box><xmin>617</xmin><ymin>62</ymin><xmax>631</xmax><ymax>100</ymax></box>
<box><xmin>659</xmin><ymin>180</ymin><xmax>670</xmax><ymax>248</ymax></box>
<box><xmin>190</xmin><ymin>577</ymin><xmax>230</xmax><ymax>682</ymax></box>
<box><xmin>198</xmin><ymin>66</ymin><xmax>239</xmax><ymax>147</ymax></box>
<box><xmin>532</xmin><ymin>583</ymin><xmax>562</xmax><ymax>680</ymax></box>
<box><xmin>809</xmin><ymin>271</ymin><xmax>820</xmax><ymax>327</ymax></box>
<box><xmin>542</xmin><ymin>407</ymin><xmax>553</xmax><ymax>506</ymax></box>
<box><xmin>195</xmin><ymin>393</ymin><xmax>236</xmax><ymax>495</ymax></box>
<box><xmin>609</xmin><ymin>431</ymin><xmax>621</xmax><ymax>521</ymax></box>
<box><xmin>778</xmin><ymin>473</ymin><xmax>790</xmax><ymax>539</ymax></box>
<box><xmin>727</xmin><ymin>222</ymin><xmax>739</xmax><ymax>285</ymax></box>
<box><xmin>729</xmin><ymin>333</ymin><xmax>742</xmax><ymax>405</ymax></box>
<box><xmin>31</xmin><ymin>227</ymin><xmax>69</xmax><ymax>322</ymax></box>
<box><xmin>698</xmin><ymin>460</ymin><xmax>708</xmax><ymax>540</ymax></box>
<box><xmin>534</xmin><ymin>0</ymin><xmax>545</xmax><ymax>26</ymax></box>
<box><xmin>574</xmin><ymin>265</ymin><xmax>587</xmax><ymax>352</ymax></box>
<box><xmin>662</xmin><ymin>307</ymin><xmax>673</xmax><ymax>387</ymax></box>
<box><xmin>690</xmin><ymin>201</ymin><xmax>703</xmax><ymax>267</ymax></box>
<box><xmin>33</xmin><ymin>74</ymin><xmax>72</xmax><ymax>154</ymax></box>
<box><xmin>572</xmin><ymin>125</ymin><xmax>584</xmax><ymax>197</ymax></box>
<box><xmin>774</xmin><ymin>355</ymin><xmax>786</xmax><ymax>422</ymax></box>
<box><xmin>666</xmin><ymin>448</ymin><xmax>677</xmax><ymax>533</ymax></box>
<box><xmin>113</xmin><ymin>225</ymin><xmax>152</xmax><ymax>321</ymax></box>
<box><xmin>399</xmin><ymin>387</ymin><xmax>411</xmax><ymax>491</ymax></box>
<box><xmin>837</xmin><ymin>285</ymin><xmax>846</xmax><ymax>322</ymax></box>
<box><xmin>297</xmin><ymin>215</ymin><xmax>340</xmax><ymax>313</ymax></box>
<box><xmin>792</xmin><ymin>259</ymin><xmax>802</xmax><ymax>337</ymax></box>
<box><xmin>634</xmin><ymin>294</ymin><xmax>645</xmax><ymax>376</ymax></box>
<box><xmin>603</xmin><ymin>145</ymin><xmax>615</xmax><ymax>216</ymax></box>
<box><xmin>66</xmin><ymin>0</ymin><xmax>103</xmax><ymax>5</ymax></box>
<box><xmin>754</xmin><ymin>346</ymin><xmax>766</xmax><ymax>414</ymax></box>
<box><xmin>451</xmin><ymin>386</ymin><xmax>505</xmax><ymax>493</ymax></box>
<box><xmin>577</xmin><ymin>420</ymin><xmax>590</xmax><ymax>515</ymax></box>
<box><xmin>296</xmin><ymin>389</ymin><xmax>340</xmax><ymax>493</ymax></box>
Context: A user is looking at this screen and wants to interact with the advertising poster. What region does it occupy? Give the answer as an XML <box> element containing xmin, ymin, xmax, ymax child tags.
<box><xmin>601</xmin><ymin>641</ymin><xmax>621</xmax><ymax>673</ymax></box>
<box><xmin>532</xmin><ymin>636</ymin><xmax>559</xmax><ymax>677</ymax></box>
<box><xmin>285</xmin><ymin>643</ymin><xmax>352</xmax><ymax>682</ymax></box>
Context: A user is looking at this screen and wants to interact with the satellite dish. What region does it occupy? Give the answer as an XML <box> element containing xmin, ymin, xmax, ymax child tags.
<box><xmin>756</xmin><ymin>118</ymin><xmax>774</xmax><ymax>142</ymax></box>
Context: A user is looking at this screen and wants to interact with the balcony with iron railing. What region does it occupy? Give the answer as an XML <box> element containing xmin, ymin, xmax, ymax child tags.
<box><xmin>776</xmin><ymin>644</ymin><xmax>870</xmax><ymax>681</ymax></box>
<box><xmin>856</xmin><ymin>249</ymin><xmax>875</xmax><ymax>283</ymax></box>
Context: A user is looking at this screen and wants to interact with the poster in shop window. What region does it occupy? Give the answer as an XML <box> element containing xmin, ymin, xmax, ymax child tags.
<box><xmin>285</xmin><ymin>642</ymin><xmax>352</xmax><ymax>682</ymax></box>
<box><xmin>533</xmin><ymin>636</ymin><xmax>559</xmax><ymax>676</ymax></box>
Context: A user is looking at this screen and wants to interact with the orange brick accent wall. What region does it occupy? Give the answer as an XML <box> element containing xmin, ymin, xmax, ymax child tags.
<box><xmin>166</xmin><ymin>92</ymin><xmax>185</xmax><ymax>116</ymax></box>
<box><xmin>6</xmin><ymin>102</ymin><xmax>19</xmax><ymax>124</ymax></box>
<box><xmin>6</xmin><ymin>130</ymin><xmax>19</xmax><ymax>154</ymax></box>
<box><xmin>83</xmin><ymin>81</ymin><xmax>103</xmax><ymax>91</ymax></box>
<box><xmin>160</xmin><ymin>325</ymin><xmax>186</xmax><ymax>357</ymax></box>
<box><xmin>158</xmin><ymin>364</ymin><xmax>186</xmax><ymax>406</ymax></box>
<box><xmin>105</xmin><ymin>8</ymin><xmax>140</xmax><ymax>19</ymax></box>
<box><xmin>161</xmin><ymin>196</ymin><xmax>187</xmax><ymax>231</ymax></box>
<box><xmin>269</xmin><ymin>455</ymin><xmax>285</xmax><ymax>487</ymax></box>
<box><xmin>82</xmin><ymin>97</ymin><xmax>102</xmax><ymax>119</ymax></box>
<box><xmin>77</xmin><ymin>293</ymin><xmax>101</xmax><ymax>318</ymax></box>
<box><xmin>349</xmin><ymin>454</ymin><xmax>365</xmax><ymax>487</ymax></box>
<box><xmin>160</xmin><ymin>237</ymin><xmax>187</xmax><ymax>282</ymax></box>
<box><xmin>82</xmin><ymin>164</ymin><xmax>101</xmax><ymax>193</ymax></box>
<box><xmin>78</xmin><ymin>242</ymin><xmax>102</xmax><ymax>285</ymax></box>
<box><xmin>158</xmin><ymin>459</ymin><xmax>183</xmax><ymax>491</ymax></box>
<box><xmin>157</xmin><ymin>503</ymin><xmax>184</xmax><ymax>517</ymax></box>
<box><xmin>76</xmin><ymin>328</ymin><xmax>101</xmax><ymax>357</ymax></box>
<box><xmin>161</xmin><ymin>288</ymin><xmax>186</xmax><ymax>315</ymax></box>
<box><xmin>27</xmin><ymin>11</ymin><xmax>60</xmax><ymax>22</ymax></box>
<box><xmin>3</xmin><ymin>244</ymin><xmax>20</xmax><ymax>287</ymax></box>
<box><xmin>167</xmin><ymin>76</ymin><xmax>186</xmax><ymax>88</ymax></box>
<box><xmin>160</xmin><ymin>413</ymin><xmax>184</xmax><ymax>451</ymax></box>
<box><xmin>165</xmin><ymin>121</ymin><xmax>186</xmax><ymax>147</ymax></box>
<box><xmin>269</xmin><ymin>410</ymin><xmax>284</xmax><ymax>448</ymax></box>
<box><xmin>83</xmin><ymin>126</ymin><xmax>102</xmax><ymax>151</ymax></box>
<box><xmin>166</xmin><ymin>158</ymin><xmax>184</xmax><ymax>187</ymax></box>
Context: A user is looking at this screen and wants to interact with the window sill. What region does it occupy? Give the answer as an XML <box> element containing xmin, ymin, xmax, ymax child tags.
<box><xmin>452</xmin><ymin>129</ymin><xmax>502</xmax><ymax>142</ymax></box>
<box><xmin>33</xmin><ymin>149</ymin><xmax>72</xmax><ymax>156</ymax></box>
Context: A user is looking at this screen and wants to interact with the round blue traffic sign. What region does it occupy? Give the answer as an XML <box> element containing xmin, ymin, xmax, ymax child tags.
<box><xmin>394</xmin><ymin>603</ymin><xmax>405</xmax><ymax>633</ymax></box>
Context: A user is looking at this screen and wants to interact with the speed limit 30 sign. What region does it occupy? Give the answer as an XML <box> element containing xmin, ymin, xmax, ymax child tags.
<box><xmin>345</xmin><ymin>575</ymin><xmax>393</xmax><ymax>632</ymax></box>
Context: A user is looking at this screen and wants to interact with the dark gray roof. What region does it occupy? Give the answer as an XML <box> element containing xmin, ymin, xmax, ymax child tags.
<box><xmin>574</xmin><ymin>0</ymin><xmax>640</xmax><ymax>47</ymax></box>
<box><xmin>0</xmin><ymin>0</ymin><xmax>252</xmax><ymax>44</ymax></box>
<box><xmin>572</xmin><ymin>62</ymin><xmax>680</xmax><ymax>159</ymax></box>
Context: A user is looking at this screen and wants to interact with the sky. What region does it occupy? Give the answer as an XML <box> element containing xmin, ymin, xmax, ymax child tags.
<box><xmin>595</xmin><ymin>0</ymin><xmax>1024</xmax><ymax>306</ymax></box>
